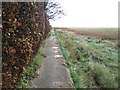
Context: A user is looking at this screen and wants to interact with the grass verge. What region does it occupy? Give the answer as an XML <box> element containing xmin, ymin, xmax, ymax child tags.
<box><xmin>55</xmin><ymin>31</ymin><xmax>81</xmax><ymax>88</ymax></box>
<box><xmin>16</xmin><ymin>43</ymin><xmax>45</xmax><ymax>88</ymax></box>
<box><xmin>55</xmin><ymin>30</ymin><xmax>118</xmax><ymax>88</ymax></box>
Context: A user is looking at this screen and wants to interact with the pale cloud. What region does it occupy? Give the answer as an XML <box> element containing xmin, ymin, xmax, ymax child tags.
<box><xmin>50</xmin><ymin>0</ymin><xmax>119</xmax><ymax>27</ymax></box>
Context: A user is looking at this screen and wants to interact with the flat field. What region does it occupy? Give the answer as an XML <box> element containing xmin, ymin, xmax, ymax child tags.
<box><xmin>55</xmin><ymin>28</ymin><xmax>118</xmax><ymax>88</ymax></box>
<box><xmin>65</xmin><ymin>28</ymin><xmax>118</xmax><ymax>40</ymax></box>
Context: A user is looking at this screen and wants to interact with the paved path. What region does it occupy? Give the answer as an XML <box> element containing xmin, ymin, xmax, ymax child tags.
<box><xmin>31</xmin><ymin>30</ymin><xmax>74</xmax><ymax>88</ymax></box>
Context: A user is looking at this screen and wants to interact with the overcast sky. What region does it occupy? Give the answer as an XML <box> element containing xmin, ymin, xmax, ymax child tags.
<box><xmin>50</xmin><ymin>0</ymin><xmax>119</xmax><ymax>28</ymax></box>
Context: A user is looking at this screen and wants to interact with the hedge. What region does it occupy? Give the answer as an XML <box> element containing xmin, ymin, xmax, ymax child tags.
<box><xmin>2</xmin><ymin>2</ymin><xmax>50</xmax><ymax>88</ymax></box>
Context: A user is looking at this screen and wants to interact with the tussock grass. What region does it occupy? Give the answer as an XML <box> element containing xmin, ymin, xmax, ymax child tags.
<box><xmin>55</xmin><ymin>30</ymin><xmax>118</xmax><ymax>88</ymax></box>
<box><xmin>55</xmin><ymin>31</ymin><xmax>81</xmax><ymax>88</ymax></box>
<box><xmin>88</xmin><ymin>63</ymin><xmax>118</xmax><ymax>88</ymax></box>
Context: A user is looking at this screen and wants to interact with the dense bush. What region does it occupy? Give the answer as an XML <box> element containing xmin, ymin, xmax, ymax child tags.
<box><xmin>2</xmin><ymin>2</ymin><xmax>50</xmax><ymax>88</ymax></box>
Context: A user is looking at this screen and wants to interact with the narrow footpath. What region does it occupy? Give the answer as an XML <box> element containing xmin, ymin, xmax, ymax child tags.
<box><xmin>31</xmin><ymin>30</ymin><xmax>74</xmax><ymax>88</ymax></box>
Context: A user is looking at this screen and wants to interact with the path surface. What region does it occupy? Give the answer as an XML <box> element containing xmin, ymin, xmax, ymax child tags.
<box><xmin>31</xmin><ymin>30</ymin><xmax>74</xmax><ymax>88</ymax></box>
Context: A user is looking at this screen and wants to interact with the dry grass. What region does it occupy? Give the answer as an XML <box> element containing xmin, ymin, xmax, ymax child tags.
<box><xmin>63</xmin><ymin>28</ymin><xmax>118</xmax><ymax>40</ymax></box>
<box><xmin>55</xmin><ymin>29</ymin><xmax>118</xmax><ymax>88</ymax></box>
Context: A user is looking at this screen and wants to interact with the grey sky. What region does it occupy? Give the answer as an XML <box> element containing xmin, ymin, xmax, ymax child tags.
<box><xmin>50</xmin><ymin>0</ymin><xmax>119</xmax><ymax>27</ymax></box>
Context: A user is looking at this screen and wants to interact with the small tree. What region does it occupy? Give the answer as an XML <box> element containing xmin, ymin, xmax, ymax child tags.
<box><xmin>45</xmin><ymin>1</ymin><xmax>65</xmax><ymax>21</ymax></box>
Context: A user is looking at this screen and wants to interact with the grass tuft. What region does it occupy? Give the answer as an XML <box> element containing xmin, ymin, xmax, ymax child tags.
<box><xmin>55</xmin><ymin>30</ymin><xmax>118</xmax><ymax>88</ymax></box>
<box><xmin>16</xmin><ymin>44</ymin><xmax>45</xmax><ymax>88</ymax></box>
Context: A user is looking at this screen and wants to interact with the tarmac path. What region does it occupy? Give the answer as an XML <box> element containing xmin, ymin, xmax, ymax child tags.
<box><xmin>31</xmin><ymin>30</ymin><xmax>74</xmax><ymax>89</ymax></box>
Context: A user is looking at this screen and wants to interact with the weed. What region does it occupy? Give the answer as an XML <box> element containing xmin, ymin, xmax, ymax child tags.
<box><xmin>55</xmin><ymin>30</ymin><xmax>118</xmax><ymax>88</ymax></box>
<box><xmin>46</xmin><ymin>31</ymin><xmax>51</xmax><ymax>38</ymax></box>
<box><xmin>89</xmin><ymin>63</ymin><xmax>118</xmax><ymax>88</ymax></box>
<box><xmin>70</xmin><ymin>70</ymin><xmax>81</xmax><ymax>88</ymax></box>
<box><xmin>16</xmin><ymin>44</ymin><xmax>45</xmax><ymax>88</ymax></box>
<box><xmin>55</xmin><ymin>31</ymin><xmax>81</xmax><ymax>88</ymax></box>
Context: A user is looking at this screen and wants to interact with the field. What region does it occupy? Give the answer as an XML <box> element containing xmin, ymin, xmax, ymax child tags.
<box><xmin>55</xmin><ymin>28</ymin><xmax>118</xmax><ymax>88</ymax></box>
<box><xmin>62</xmin><ymin>28</ymin><xmax>118</xmax><ymax>40</ymax></box>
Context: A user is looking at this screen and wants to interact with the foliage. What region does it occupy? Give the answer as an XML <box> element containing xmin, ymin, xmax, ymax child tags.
<box><xmin>89</xmin><ymin>63</ymin><xmax>118</xmax><ymax>88</ymax></box>
<box><xmin>2</xmin><ymin>2</ymin><xmax>50</xmax><ymax>88</ymax></box>
<box><xmin>16</xmin><ymin>45</ymin><xmax>45</xmax><ymax>88</ymax></box>
<box><xmin>55</xmin><ymin>30</ymin><xmax>118</xmax><ymax>88</ymax></box>
<box><xmin>55</xmin><ymin>31</ymin><xmax>81</xmax><ymax>88</ymax></box>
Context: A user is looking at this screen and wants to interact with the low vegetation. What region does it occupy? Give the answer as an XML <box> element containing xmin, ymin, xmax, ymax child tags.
<box><xmin>16</xmin><ymin>44</ymin><xmax>45</xmax><ymax>88</ymax></box>
<box><xmin>55</xmin><ymin>29</ymin><xmax>118</xmax><ymax>89</ymax></box>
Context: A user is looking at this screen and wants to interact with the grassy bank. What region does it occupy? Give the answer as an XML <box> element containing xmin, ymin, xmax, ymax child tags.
<box><xmin>16</xmin><ymin>44</ymin><xmax>45</xmax><ymax>88</ymax></box>
<box><xmin>16</xmin><ymin>31</ymin><xmax>52</xmax><ymax>88</ymax></box>
<box><xmin>55</xmin><ymin>30</ymin><xmax>118</xmax><ymax>89</ymax></box>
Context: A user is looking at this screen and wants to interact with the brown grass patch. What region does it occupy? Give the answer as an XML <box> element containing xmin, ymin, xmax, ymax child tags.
<box><xmin>61</xmin><ymin>28</ymin><xmax>118</xmax><ymax>40</ymax></box>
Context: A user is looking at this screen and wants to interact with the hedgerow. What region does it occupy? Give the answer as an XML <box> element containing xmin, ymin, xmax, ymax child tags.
<box><xmin>2</xmin><ymin>2</ymin><xmax>50</xmax><ymax>88</ymax></box>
